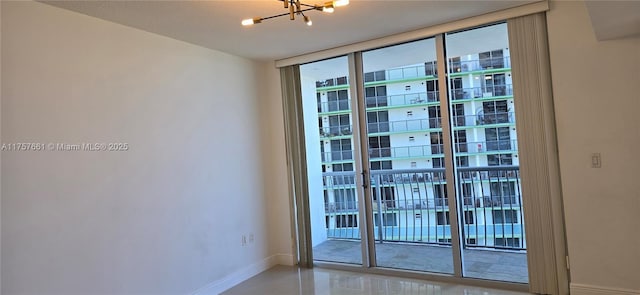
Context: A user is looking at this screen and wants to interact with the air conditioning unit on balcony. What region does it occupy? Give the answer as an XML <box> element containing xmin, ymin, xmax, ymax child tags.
<box><xmin>483</xmin><ymin>92</ymin><xmax>493</xmax><ymax>97</ymax></box>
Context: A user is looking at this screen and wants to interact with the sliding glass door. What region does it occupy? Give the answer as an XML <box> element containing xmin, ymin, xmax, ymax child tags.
<box><xmin>445</xmin><ymin>24</ymin><xmax>527</xmax><ymax>283</ymax></box>
<box><xmin>297</xmin><ymin>23</ymin><xmax>528</xmax><ymax>284</ymax></box>
<box><xmin>300</xmin><ymin>56</ymin><xmax>363</xmax><ymax>265</ymax></box>
<box><xmin>360</xmin><ymin>38</ymin><xmax>455</xmax><ymax>274</ymax></box>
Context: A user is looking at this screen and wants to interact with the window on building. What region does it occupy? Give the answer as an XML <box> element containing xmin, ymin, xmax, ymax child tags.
<box><xmin>336</xmin><ymin>214</ymin><xmax>358</xmax><ymax>228</ymax></box>
<box><xmin>336</xmin><ymin>76</ymin><xmax>348</xmax><ymax>85</ymax></box>
<box><xmin>372</xmin><ymin>186</ymin><xmax>396</xmax><ymax>208</ymax></box>
<box><xmin>328</xmin><ymin>114</ymin><xmax>350</xmax><ymax>136</ymax></box>
<box><xmin>451</xmin><ymin>78</ymin><xmax>464</xmax><ymax>100</ymax></box>
<box><xmin>326</xmin><ymin>89</ymin><xmax>349</xmax><ymax>112</ymax></box>
<box><xmin>432</xmin><ymin>157</ymin><xmax>444</xmax><ymax>169</ymax></box>
<box><xmin>461</xmin><ymin>183</ymin><xmax>473</xmax><ymax>205</ymax></box>
<box><xmin>331</xmin><ymin>163</ymin><xmax>353</xmax><ymax>172</ymax></box>
<box><xmin>365</xmin><ymin>85</ymin><xmax>387</xmax><ymax>108</ymax></box>
<box><xmin>454</xmin><ymin>130</ymin><xmax>468</xmax><ymax>152</ymax></box>
<box><xmin>425</xmin><ymin>80</ymin><xmax>439</xmax><ymax>102</ymax></box>
<box><xmin>330</xmin><ymin>139</ymin><xmax>352</xmax><ymax>161</ymax></box>
<box><xmin>334</xmin><ymin>188</ymin><xmax>357</xmax><ymax>210</ymax></box>
<box><xmin>452</xmin><ymin>103</ymin><xmax>466</xmax><ymax>126</ymax></box>
<box><xmin>463</xmin><ymin>211</ymin><xmax>475</xmax><ymax>224</ymax></box>
<box><xmin>370</xmin><ymin>160</ymin><xmax>392</xmax><ymax>171</ymax></box>
<box><xmin>487</xmin><ymin>154</ymin><xmax>513</xmax><ymax>178</ymax></box>
<box><xmin>369</xmin><ymin>136</ymin><xmax>391</xmax><ymax>158</ymax></box>
<box><xmin>482</xmin><ymin>100</ymin><xmax>509</xmax><ymax>124</ymax></box>
<box><xmin>456</xmin><ymin>156</ymin><xmax>469</xmax><ymax>167</ymax></box>
<box><xmin>430</xmin><ymin>132</ymin><xmax>444</xmax><ymax>154</ymax></box>
<box><xmin>364</xmin><ymin>70</ymin><xmax>386</xmax><ymax>83</ymax></box>
<box><xmin>479</xmin><ymin>49</ymin><xmax>504</xmax><ymax>69</ymax></box>
<box><xmin>434</xmin><ymin>184</ymin><xmax>447</xmax><ymax>206</ymax></box>
<box><xmin>495</xmin><ymin>238</ymin><xmax>520</xmax><ymax>248</ymax></box>
<box><xmin>374</xmin><ymin>213</ymin><xmax>397</xmax><ymax>226</ymax></box>
<box><xmin>493</xmin><ymin>209</ymin><xmax>518</xmax><ymax>224</ymax></box>
<box><xmin>367</xmin><ymin>111</ymin><xmax>390</xmax><ymax>133</ymax></box>
<box><xmin>483</xmin><ymin>73</ymin><xmax>507</xmax><ymax>96</ymax></box>
<box><xmin>485</xmin><ymin>127</ymin><xmax>511</xmax><ymax>151</ymax></box>
<box><xmin>437</xmin><ymin>211</ymin><xmax>450</xmax><ymax>225</ymax></box>
<box><xmin>449</xmin><ymin>56</ymin><xmax>462</xmax><ymax>72</ymax></box>
<box><xmin>428</xmin><ymin>106</ymin><xmax>441</xmax><ymax>128</ymax></box>
<box><xmin>424</xmin><ymin>61</ymin><xmax>437</xmax><ymax>76</ymax></box>
<box><xmin>487</xmin><ymin>153</ymin><xmax>513</xmax><ymax>166</ymax></box>
<box><xmin>490</xmin><ymin>182</ymin><xmax>517</xmax><ymax>205</ymax></box>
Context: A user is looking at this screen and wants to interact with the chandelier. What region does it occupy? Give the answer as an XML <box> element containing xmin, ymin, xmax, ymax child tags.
<box><xmin>241</xmin><ymin>0</ymin><xmax>349</xmax><ymax>27</ymax></box>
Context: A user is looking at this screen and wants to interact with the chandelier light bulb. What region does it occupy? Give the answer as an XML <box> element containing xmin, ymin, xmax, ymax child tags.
<box><xmin>333</xmin><ymin>0</ymin><xmax>349</xmax><ymax>7</ymax></box>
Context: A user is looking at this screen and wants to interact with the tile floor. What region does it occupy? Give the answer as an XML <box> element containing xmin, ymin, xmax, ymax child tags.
<box><xmin>222</xmin><ymin>265</ymin><xmax>530</xmax><ymax>295</ymax></box>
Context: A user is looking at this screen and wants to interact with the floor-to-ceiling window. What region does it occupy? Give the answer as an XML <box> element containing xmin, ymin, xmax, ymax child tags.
<box><xmin>297</xmin><ymin>22</ymin><xmax>529</xmax><ymax>285</ymax></box>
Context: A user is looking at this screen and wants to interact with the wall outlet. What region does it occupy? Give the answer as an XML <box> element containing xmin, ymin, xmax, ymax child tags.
<box><xmin>241</xmin><ymin>235</ymin><xmax>247</xmax><ymax>246</ymax></box>
<box><xmin>249</xmin><ymin>234</ymin><xmax>254</xmax><ymax>243</ymax></box>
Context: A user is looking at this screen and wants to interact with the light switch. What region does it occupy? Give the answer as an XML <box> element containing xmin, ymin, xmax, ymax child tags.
<box><xmin>591</xmin><ymin>153</ymin><xmax>601</xmax><ymax>168</ymax></box>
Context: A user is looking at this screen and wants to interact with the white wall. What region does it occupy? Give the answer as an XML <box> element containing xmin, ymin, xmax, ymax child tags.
<box><xmin>1</xmin><ymin>2</ymin><xmax>275</xmax><ymax>294</ymax></box>
<box><xmin>546</xmin><ymin>1</ymin><xmax>640</xmax><ymax>294</ymax></box>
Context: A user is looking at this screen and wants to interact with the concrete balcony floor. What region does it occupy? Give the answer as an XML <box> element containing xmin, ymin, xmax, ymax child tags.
<box><xmin>314</xmin><ymin>239</ymin><xmax>528</xmax><ymax>284</ymax></box>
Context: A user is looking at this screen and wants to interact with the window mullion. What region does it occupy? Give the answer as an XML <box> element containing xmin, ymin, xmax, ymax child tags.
<box><xmin>435</xmin><ymin>34</ymin><xmax>464</xmax><ymax>278</ymax></box>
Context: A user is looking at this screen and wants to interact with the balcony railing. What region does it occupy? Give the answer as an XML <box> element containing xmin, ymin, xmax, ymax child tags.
<box><xmin>450</xmin><ymin>85</ymin><xmax>513</xmax><ymax>100</ymax></box>
<box><xmin>449</xmin><ymin>57</ymin><xmax>511</xmax><ymax>73</ymax></box>
<box><xmin>321</xmin><ymin>166</ymin><xmax>525</xmax><ymax>251</ymax></box>
<box><xmin>317</xmin><ymin>86</ymin><xmax>511</xmax><ymax>114</ymax></box>
<box><xmin>317</xmin><ymin>100</ymin><xmax>351</xmax><ymax>113</ymax></box>
<box><xmin>454</xmin><ymin>139</ymin><xmax>518</xmax><ymax>153</ymax></box>
<box><xmin>365</xmin><ymin>91</ymin><xmax>439</xmax><ymax>109</ymax></box>
<box><xmin>453</xmin><ymin>112</ymin><xmax>515</xmax><ymax>127</ymax></box>
<box><xmin>319</xmin><ymin>125</ymin><xmax>353</xmax><ymax>138</ymax></box>
<box><xmin>386</xmin><ymin>64</ymin><xmax>433</xmax><ymax>81</ymax></box>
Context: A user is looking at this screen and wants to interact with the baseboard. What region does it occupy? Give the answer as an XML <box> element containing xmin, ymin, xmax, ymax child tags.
<box><xmin>274</xmin><ymin>253</ymin><xmax>295</xmax><ymax>266</ymax></box>
<box><xmin>571</xmin><ymin>283</ymin><xmax>640</xmax><ymax>295</ymax></box>
<box><xmin>192</xmin><ymin>253</ymin><xmax>295</xmax><ymax>295</ymax></box>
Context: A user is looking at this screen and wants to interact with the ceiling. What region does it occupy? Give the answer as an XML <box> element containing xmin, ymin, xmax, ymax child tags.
<box><xmin>42</xmin><ymin>0</ymin><xmax>539</xmax><ymax>61</ymax></box>
<box><xmin>585</xmin><ymin>1</ymin><xmax>640</xmax><ymax>41</ymax></box>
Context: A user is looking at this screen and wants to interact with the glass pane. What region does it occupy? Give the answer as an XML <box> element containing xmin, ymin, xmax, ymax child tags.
<box><xmin>362</xmin><ymin>38</ymin><xmax>454</xmax><ymax>274</ymax></box>
<box><xmin>300</xmin><ymin>56</ymin><xmax>362</xmax><ymax>265</ymax></box>
<box><xmin>446</xmin><ymin>23</ymin><xmax>528</xmax><ymax>283</ymax></box>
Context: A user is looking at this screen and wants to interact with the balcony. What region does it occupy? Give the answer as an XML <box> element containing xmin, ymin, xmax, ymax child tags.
<box><xmin>450</xmin><ymin>84</ymin><xmax>513</xmax><ymax>100</ymax></box>
<box><xmin>449</xmin><ymin>57</ymin><xmax>511</xmax><ymax>74</ymax></box>
<box><xmin>454</xmin><ymin>139</ymin><xmax>518</xmax><ymax>154</ymax></box>
<box><xmin>315</xmin><ymin>166</ymin><xmax>527</xmax><ymax>282</ymax></box>
<box><xmin>365</xmin><ymin>91</ymin><xmax>439</xmax><ymax>109</ymax></box>
<box><xmin>319</xmin><ymin>125</ymin><xmax>353</xmax><ymax>138</ymax></box>
<box><xmin>384</xmin><ymin>64</ymin><xmax>436</xmax><ymax>81</ymax></box>
<box><xmin>452</xmin><ymin>112</ymin><xmax>515</xmax><ymax>128</ymax></box>
<box><xmin>317</xmin><ymin>86</ymin><xmax>512</xmax><ymax>114</ymax></box>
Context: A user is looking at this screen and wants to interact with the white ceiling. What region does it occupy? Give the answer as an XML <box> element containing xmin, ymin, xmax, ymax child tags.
<box><xmin>41</xmin><ymin>0</ymin><xmax>538</xmax><ymax>61</ymax></box>
<box><xmin>585</xmin><ymin>1</ymin><xmax>640</xmax><ymax>41</ymax></box>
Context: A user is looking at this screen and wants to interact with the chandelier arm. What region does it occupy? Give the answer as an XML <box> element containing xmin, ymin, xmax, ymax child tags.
<box><xmin>261</xmin><ymin>7</ymin><xmax>316</xmax><ymax>21</ymax></box>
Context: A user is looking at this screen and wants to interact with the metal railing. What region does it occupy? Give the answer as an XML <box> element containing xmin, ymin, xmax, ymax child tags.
<box><xmin>449</xmin><ymin>57</ymin><xmax>511</xmax><ymax>73</ymax></box>
<box><xmin>317</xmin><ymin>86</ymin><xmax>511</xmax><ymax>113</ymax></box>
<box><xmin>365</xmin><ymin>91</ymin><xmax>439</xmax><ymax>108</ymax></box>
<box><xmin>386</xmin><ymin>64</ymin><xmax>431</xmax><ymax>81</ymax></box>
<box><xmin>450</xmin><ymin>85</ymin><xmax>513</xmax><ymax>100</ymax></box>
<box><xmin>322</xmin><ymin>139</ymin><xmax>517</xmax><ymax>163</ymax></box>
<box><xmin>318</xmin><ymin>100</ymin><xmax>351</xmax><ymax>113</ymax></box>
<box><xmin>319</xmin><ymin>125</ymin><xmax>352</xmax><ymax>137</ymax></box>
<box><xmin>454</xmin><ymin>139</ymin><xmax>518</xmax><ymax>153</ymax></box>
<box><xmin>453</xmin><ymin>112</ymin><xmax>515</xmax><ymax>127</ymax></box>
<box><xmin>321</xmin><ymin>166</ymin><xmax>525</xmax><ymax>251</ymax></box>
